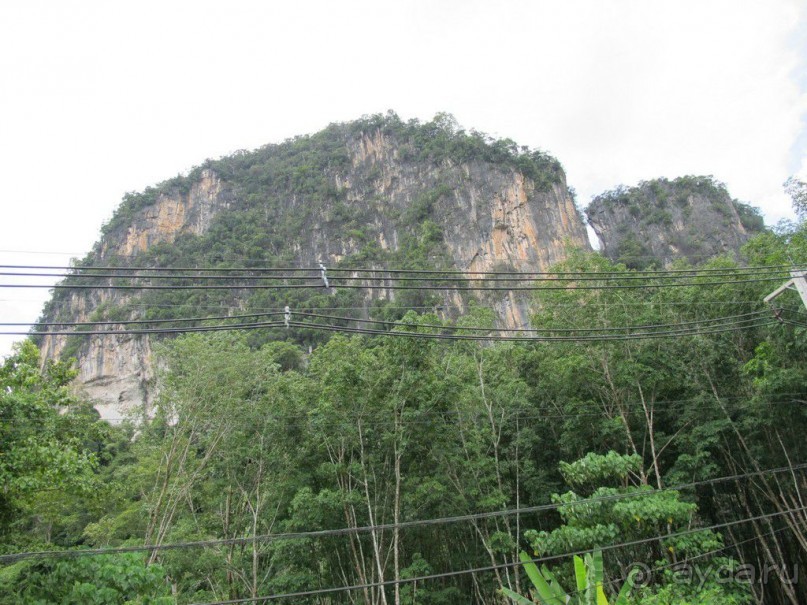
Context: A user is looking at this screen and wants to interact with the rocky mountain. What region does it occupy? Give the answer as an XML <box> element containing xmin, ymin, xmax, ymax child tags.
<box><xmin>586</xmin><ymin>176</ymin><xmax>765</xmax><ymax>268</ymax></box>
<box><xmin>36</xmin><ymin>112</ymin><xmax>590</xmax><ymax>419</ymax></box>
<box><xmin>36</xmin><ymin>115</ymin><xmax>770</xmax><ymax>421</ymax></box>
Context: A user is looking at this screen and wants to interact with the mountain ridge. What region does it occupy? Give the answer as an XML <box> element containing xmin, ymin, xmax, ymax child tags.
<box><xmin>36</xmin><ymin>112</ymin><xmax>591</xmax><ymax>418</ymax></box>
<box><xmin>35</xmin><ymin>113</ymin><xmax>767</xmax><ymax>420</ymax></box>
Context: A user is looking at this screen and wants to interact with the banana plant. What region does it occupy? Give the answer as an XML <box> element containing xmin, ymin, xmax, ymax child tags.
<box><xmin>501</xmin><ymin>550</ymin><xmax>637</xmax><ymax>605</ymax></box>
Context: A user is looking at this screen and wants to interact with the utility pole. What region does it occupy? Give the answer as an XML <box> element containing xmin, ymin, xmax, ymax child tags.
<box><xmin>764</xmin><ymin>270</ymin><xmax>807</xmax><ymax>309</ymax></box>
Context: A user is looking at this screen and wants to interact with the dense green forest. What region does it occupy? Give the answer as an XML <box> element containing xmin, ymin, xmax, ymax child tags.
<box><xmin>2</xmin><ymin>209</ymin><xmax>806</xmax><ymax>603</ymax></box>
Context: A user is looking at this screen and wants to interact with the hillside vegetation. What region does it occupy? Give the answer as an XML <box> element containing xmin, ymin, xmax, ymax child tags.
<box><xmin>587</xmin><ymin>176</ymin><xmax>766</xmax><ymax>268</ymax></box>
<box><xmin>36</xmin><ymin>112</ymin><xmax>577</xmax><ymax>360</ymax></box>
<box><xmin>4</xmin><ymin>217</ymin><xmax>807</xmax><ymax>603</ymax></box>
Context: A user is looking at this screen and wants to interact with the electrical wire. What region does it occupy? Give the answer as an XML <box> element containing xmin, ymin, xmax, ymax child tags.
<box><xmin>4</xmin><ymin>315</ymin><xmax>775</xmax><ymax>340</ymax></box>
<box><xmin>3</xmin><ymin>392</ymin><xmax>804</xmax><ymax>424</ymax></box>
<box><xmin>2</xmin><ymin>311</ymin><xmax>286</xmax><ymax>327</ymax></box>
<box><xmin>187</xmin><ymin>506</ymin><xmax>807</xmax><ymax>604</ymax></box>
<box><xmin>541</xmin><ymin>523</ymin><xmax>795</xmax><ymax>604</ymax></box>
<box><xmin>292</xmin><ymin>309</ymin><xmax>771</xmax><ymax>334</ymax></box>
<box><xmin>0</xmin><ymin>263</ymin><xmax>799</xmax><ymax>276</ymax></box>
<box><xmin>3</xmin><ymin>394</ymin><xmax>804</xmax><ymax>425</ymax></box>
<box><xmin>0</xmin><ymin>321</ymin><xmax>288</xmax><ymax>337</ymax></box>
<box><xmin>0</xmin><ymin>299</ymin><xmax>777</xmax><ymax>307</ymax></box>
<box><xmin>280</xmin><ymin>317</ymin><xmax>776</xmax><ymax>342</ymax></box>
<box><xmin>0</xmin><ymin>275</ymin><xmax>788</xmax><ymax>291</ymax></box>
<box><xmin>0</xmin><ymin>267</ymin><xmax>793</xmax><ymax>283</ymax></box>
<box><xmin>1</xmin><ymin>464</ymin><xmax>802</xmax><ymax>564</ymax></box>
<box><xmin>3</xmin><ymin>309</ymin><xmax>770</xmax><ymax>334</ymax></box>
<box><xmin>0</xmin><ymin>250</ymin><xmax>84</xmax><ymax>256</ymax></box>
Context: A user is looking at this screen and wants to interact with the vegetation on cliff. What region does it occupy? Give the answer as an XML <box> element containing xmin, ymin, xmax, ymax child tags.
<box><xmin>37</xmin><ymin>112</ymin><xmax>573</xmax><ymax>357</ymax></box>
<box><xmin>587</xmin><ymin>176</ymin><xmax>766</xmax><ymax>268</ymax></box>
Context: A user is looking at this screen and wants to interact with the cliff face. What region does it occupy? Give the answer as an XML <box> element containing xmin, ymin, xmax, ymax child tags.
<box><xmin>585</xmin><ymin>176</ymin><xmax>765</xmax><ymax>268</ymax></box>
<box><xmin>38</xmin><ymin>115</ymin><xmax>590</xmax><ymax>419</ymax></box>
<box><xmin>342</xmin><ymin>130</ymin><xmax>585</xmax><ymax>272</ymax></box>
<box><xmin>99</xmin><ymin>169</ymin><xmax>234</xmax><ymax>258</ymax></box>
<box><xmin>39</xmin><ymin>169</ymin><xmax>236</xmax><ymax>421</ymax></box>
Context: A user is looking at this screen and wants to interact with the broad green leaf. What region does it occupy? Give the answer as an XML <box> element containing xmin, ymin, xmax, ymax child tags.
<box><xmin>501</xmin><ymin>587</ymin><xmax>537</xmax><ymax>605</ymax></box>
<box><xmin>585</xmin><ymin>554</ymin><xmax>596</xmax><ymax>605</ymax></box>
<box><xmin>573</xmin><ymin>555</ymin><xmax>587</xmax><ymax>593</ymax></box>
<box><xmin>519</xmin><ymin>551</ymin><xmax>564</xmax><ymax>605</ymax></box>
<box><xmin>591</xmin><ymin>550</ymin><xmax>604</xmax><ymax>585</ymax></box>
<box><xmin>540</xmin><ymin>564</ymin><xmax>570</xmax><ymax>601</ymax></box>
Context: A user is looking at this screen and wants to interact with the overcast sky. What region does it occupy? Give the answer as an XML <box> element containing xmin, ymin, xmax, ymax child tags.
<box><xmin>1</xmin><ymin>0</ymin><xmax>806</xmax><ymax>358</ymax></box>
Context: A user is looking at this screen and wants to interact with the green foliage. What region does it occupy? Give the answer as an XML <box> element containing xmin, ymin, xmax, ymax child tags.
<box><xmin>15</xmin><ymin>210</ymin><xmax>807</xmax><ymax>601</ymax></box>
<box><xmin>590</xmin><ymin>176</ymin><xmax>765</xmax><ymax>266</ymax></box>
<box><xmin>2</xmin><ymin>554</ymin><xmax>173</xmax><ymax>604</ymax></box>
<box><xmin>521</xmin><ymin>453</ymin><xmax>751</xmax><ymax>604</ymax></box>
<box><xmin>0</xmin><ymin>341</ymin><xmax>100</xmax><ymax>533</ymax></box>
<box><xmin>612</xmin><ymin>234</ymin><xmax>653</xmax><ymax>270</ymax></box>
<box><xmin>68</xmin><ymin>327</ymin><xmax>550</xmax><ymax>602</ymax></box>
<box><xmin>559</xmin><ymin>452</ymin><xmax>643</xmax><ymax>488</ymax></box>
<box><xmin>784</xmin><ymin>176</ymin><xmax>807</xmax><ymax>220</ymax></box>
<box><xmin>735</xmin><ymin>203</ymin><xmax>764</xmax><ymax>232</ymax></box>
<box><xmin>502</xmin><ymin>549</ymin><xmax>637</xmax><ymax>605</ymax></box>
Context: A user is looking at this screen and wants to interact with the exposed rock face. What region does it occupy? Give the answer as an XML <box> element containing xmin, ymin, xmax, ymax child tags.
<box><xmin>100</xmin><ymin>169</ymin><xmax>234</xmax><ymax>259</ymax></box>
<box><xmin>334</xmin><ymin>130</ymin><xmax>588</xmax><ymax>328</ymax></box>
<box><xmin>38</xmin><ymin>117</ymin><xmax>591</xmax><ymax>418</ymax></box>
<box><xmin>342</xmin><ymin>130</ymin><xmax>586</xmax><ymax>268</ymax></box>
<box><xmin>586</xmin><ymin>176</ymin><xmax>765</xmax><ymax>267</ymax></box>
<box><xmin>39</xmin><ymin>169</ymin><xmax>235</xmax><ymax>421</ymax></box>
<box><xmin>38</xmin><ymin>292</ymin><xmax>154</xmax><ymax>423</ymax></box>
<box><xmin>272</xmin><ymin>129</ymin><xmax>587</xmax><ymax>275</ymax></box>
<box><xmin>75</xmin><ymin>335</ymin><xmax>153</xmax><ymax>423</ymax></box>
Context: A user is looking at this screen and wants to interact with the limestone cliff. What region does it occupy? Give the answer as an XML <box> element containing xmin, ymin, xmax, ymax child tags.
<box><xmin>37</xmin><ymin>113</ymin><xmax>591</xmax><ymax>418</ymax></box>
<box><xmin>585</xmin><ymin>176</ymin><xmax>765</xmax><ymax>268</ymax></box>
<box><xmin>99</xmin><ymin>168</ymin><xmax>233</xmax><ymax>259</ymax></box>
<box><xmin>39</xmin><ymin>169</ymin><xmax>235</xmax><ymax>420</ymax></box>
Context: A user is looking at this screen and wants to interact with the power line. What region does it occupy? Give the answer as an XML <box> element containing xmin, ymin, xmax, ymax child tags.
<box><xmin>0</xmin><ymin>275</ymin><xmax>788</xmax><ymax>292</ymax></box>
<box><xmin>187</xmin><ymin>506</ymin><xmax>807</xmax><ymax>604</ymax></box>
<box><xmin>0</xmin><ymin>301</ymin><xmax>778</xmax><ymax>314</ymax></box>
<box><xmin>0</xmin><ymin>268</ymin><xmax>793</xmax><ymax>283</ymax></box>
<box><xmin>4</xmin><ymin>309</ymin><xmax>770</xmax><ymax>334</ymax></box>
<box><xmin>281</xmin><ymin>317</ymin><xmax>775</xmax><ymax>342</ymax></box>
<box><xmin>1</xmin><ymin>463</ymin><xmax>802</xmax><ymax>564</ymax></box>
<box><xmin>6</xmin><ymin>301</ymin><xmax>443</xmax><ymax>310</ymax></box>
<box><xmin>293</xmin><ymin>310</ymin><xmax>771</xmax><ymax>334</ymax></box>
<box><xmin>1</xmin><ymin>263</ymin><xmax>799</xmax><ymax>276</ymax></box>
<box><xmin>547</xmin><ymin>523</ymin><xmax>795</xmax><ymax>604</ymax></box>
<box><xmin>0</xmin><ymin>250</ymin><xmax>84</xmax><ymax>256</ymax></box>
<box><xmin>6</xmin><ymin>315</ymin><xmax>775</xmax><ymax>340</ymax></box>
<box><xmin>2</xmin><ymin>311</ymin><xmax>285</xmax><ymax>327</ymax></box>
<box><xmin>3</xmin><ymin>391</ymin><xmax>804</xmax><ymax>424</ymax></box>
<box><xmin>20</xmin><ymin>300</ymin><xmax>779</xmax><ymax>309</ymax></box>
<box><xmin>1</xmin><ymin>321</ymin><xmax>287</xmax><ymax>337</ymax></box>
